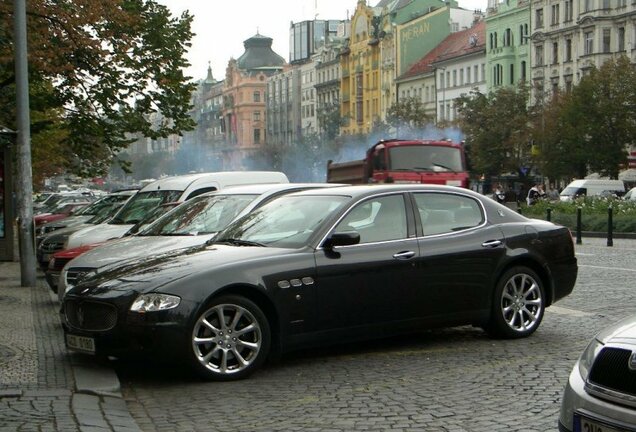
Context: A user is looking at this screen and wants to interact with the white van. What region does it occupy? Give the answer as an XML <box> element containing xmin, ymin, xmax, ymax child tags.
<box><xmin>65</xmin><ymin>171</ymin><xmax>289</xmax><ymax>248</ymax></box>
<box><xmin>559</xmin><ymin>179</ymin><xmax>625</xmax><ymax>201</ymax></box>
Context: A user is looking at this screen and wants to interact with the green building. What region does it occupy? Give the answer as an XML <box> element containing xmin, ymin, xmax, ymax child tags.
<box><xmin>485</xmin><ymin>0</ymin><xmax>530</xmax><ymax>89</ymax></box>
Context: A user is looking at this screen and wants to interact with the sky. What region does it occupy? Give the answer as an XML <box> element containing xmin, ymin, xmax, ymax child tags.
<box><xmin>156</xmin><ymin>0</ymin><xmax>488</xmax><ymax>82</ymax></box>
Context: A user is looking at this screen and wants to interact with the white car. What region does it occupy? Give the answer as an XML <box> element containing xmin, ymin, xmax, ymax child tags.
<box><xmin>58</xmin><ymin>183</ymin><xmax>342</xmax><ymax>300</ymax></box>
<box><xmin>559</xmin><ymin>314</ymin><xmax>636</xmax><ymax>431</ymax></box>
<box><xmin>623</xmin><ymin>187</ymin><xmax>636</xmax><ymax>201</ymax></box>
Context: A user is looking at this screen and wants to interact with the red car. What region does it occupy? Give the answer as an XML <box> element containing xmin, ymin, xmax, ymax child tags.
<box><xmin>35</xmin><ymin>202</ymin><xmax>92</xmax><ymax>226</ymax></box>
<box><xmin>45</xmin><ymin>243</ymin><xmax>102</xmax><ymax>292</ymax></box>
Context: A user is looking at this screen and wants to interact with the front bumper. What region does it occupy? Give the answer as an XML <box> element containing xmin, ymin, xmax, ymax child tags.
<box><xmin>559</xmin><ymin>361</ymin><xmax>636</xmax><ymax>431</ymax></box>
<box><xmin>61</xmin><ymin>295</ymin><xmax>193</xmax><ymax>359</ymax></box>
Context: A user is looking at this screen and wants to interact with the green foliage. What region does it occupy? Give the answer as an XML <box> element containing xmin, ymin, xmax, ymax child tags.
<box><xmin>521</xmin><ymin>197</ymin><xmax>636</xmax><ymax>233</ymax></box>
<box><xmin>456</xmin><ymin>84</ymin><xmax>534</xmax><ymax>179</ymax></box>
<box><xmin>385</xmin><ymin>97</ymin><xmax>430</xmax><ymax>134</ymax></box>
<box><xmin>0</xmin><ymin>0</ymin><xmax>196</xmax><ymax>178</ymax></box>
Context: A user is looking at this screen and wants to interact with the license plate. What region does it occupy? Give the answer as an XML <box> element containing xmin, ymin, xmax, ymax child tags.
<box><xmin>66</xmin><ymin>334</ymin><xmax>95</xmax><ymax>354</ymax></box>
<box><xmin>575</xmin><ymin>414</ymin><xmax>629</xmax><ymax>432</ymax></box>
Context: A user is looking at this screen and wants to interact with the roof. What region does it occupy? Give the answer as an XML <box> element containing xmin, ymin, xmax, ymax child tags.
<box><xmin>399</xmin><ymin>20</ymin><xmax>485</xmax><ymax>80</ymax></box>
<box><xmin>236</xmin><ymin>33</ymin><xmax>286</xmax><ymax>71</ymax></box>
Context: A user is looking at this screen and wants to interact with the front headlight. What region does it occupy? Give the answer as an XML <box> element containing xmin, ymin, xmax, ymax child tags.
<box><xmin>130</xmin><ymin>294</ymin><xmax>181</xmax><ymax>313</ymax></box>
<box><xmin>578</xmin><ymin>338</ymin><xmax>603</xmax><ymax>380</ymax></box>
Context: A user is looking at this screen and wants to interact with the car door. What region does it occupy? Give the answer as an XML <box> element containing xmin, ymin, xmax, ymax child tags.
<box><xmin>314</xmin><ymin>193</ymin><xmax>421</xmax><ymax>333</ymax></box>
<box><xmin>411</xmin><ymin>191</ymin><xmax>506</xmax><ymax>323</ymax></box>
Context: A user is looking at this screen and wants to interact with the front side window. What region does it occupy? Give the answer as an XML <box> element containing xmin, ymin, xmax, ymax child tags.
<box><xmin>216</xmin><ymin>195</ymin><xmax>348</xmax><ymax>248</ymax></box>
<box><xmin>333</xmin><ymin>194</ymin><xmax>407</xmax><ymax>244</ymax></box>
<box><xmin>413</xmin><ymin>193</ymin><xmax>484</xmax><ymax>236</ymax></box>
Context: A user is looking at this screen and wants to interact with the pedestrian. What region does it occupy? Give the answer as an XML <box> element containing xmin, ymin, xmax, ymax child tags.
<box><xmin>526</xmin><ymin>183</ymin><xmax>546</xmax><ymax>206</ymax></box>
<box><xmin>546</xmin><ymin>184</ymin><xmax>560</xmax><ymax>201</ymax></box>
<box><xmin>492</xmin><ymin>183</ymin><xmax>506</xmax><ymax>204</ymax></box>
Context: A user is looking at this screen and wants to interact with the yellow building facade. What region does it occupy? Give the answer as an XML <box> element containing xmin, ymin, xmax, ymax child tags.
<box><xmin>340</xmin><ymin>1</ymin><xmax>382</xmax><ymax>136</ymax></box>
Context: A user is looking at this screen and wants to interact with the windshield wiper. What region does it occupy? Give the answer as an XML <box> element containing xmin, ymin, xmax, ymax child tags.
<box><xmin>431</xmin><ymin>163</ymin><xmax>457</xmax><ymax>173</ymax></box>
<box><xmin>215</xmin><ymin>238</ymin><xmax>266</xmax><ymax>247</ymax></box>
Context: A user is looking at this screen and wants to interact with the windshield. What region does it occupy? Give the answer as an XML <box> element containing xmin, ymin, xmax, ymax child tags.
<box><xmin>87</xmin><ymin>202</ymin><xmax>125</xmax><ymax>224</ymax></box>
<box><xmin>143</xmin><ymin>194</ymin><xmax>258</xmax><ymax>236</ymax></box>
<box><xmin>389</xmin><ymin>145</ymin><xmax>464</xmax><ymax>172</ymax></box>
<box><xmin>215</xmin><ymin>195</ymin><xmax>348</xmax><ymax>249</ymax></box>
<box><xmin>560</xmin><ymin>187</ymin><xmax>584</xmax><ymax>197</ymax></box>
<box><xmin>109</xmin><ymin>190</ymin><xmax>181</xmax><ymax>225</ymax></box>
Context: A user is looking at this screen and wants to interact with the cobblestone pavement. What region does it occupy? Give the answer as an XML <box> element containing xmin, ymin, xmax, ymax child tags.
<box><xmin>0</xmin><ymin>264</ymin><xmax>140</xmax><ymax>432</ymax></box>
<box><xmin>113</xmin><ymin>237</ymin><xmax>636</xmax><ymax>432</ymax></box>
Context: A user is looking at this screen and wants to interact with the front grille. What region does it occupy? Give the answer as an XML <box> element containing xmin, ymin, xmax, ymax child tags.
<box><xmin>589</xmin><ymin>347</ymin><xmax>636</xmax><ymax>397</ymax></box>
<box><xmin>64</xmin><ymin>299</ymin><xmax>117</xmax><ymax>331</ymax></box>
<box><xmin>40</xmin><ymin>241</ymin><xmax>65</xmax><ymax>254</ymax></box>
<box><xmin>65</xmin><ymin>267</ymin><xmax>96</xmax><ymax>288</ymax></box>
<box><xmin>50</xmin><ymin>257</ymin><xmax>71</xmax><ymax>272</ymax></box>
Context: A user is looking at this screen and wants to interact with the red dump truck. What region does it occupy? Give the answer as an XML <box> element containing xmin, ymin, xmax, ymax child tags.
<box><xmin>327</xmin><ymin>139</ymin><xmax>469</xmax><ymax>187</ymax></box>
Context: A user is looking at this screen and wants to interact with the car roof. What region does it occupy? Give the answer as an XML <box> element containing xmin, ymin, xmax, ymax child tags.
<box><xmin>139</xmin><ymin>171</ymin><xmax>289</xmax><ymax>192</ymax></box>
<box><xmin>281</xmin><ymin>184</ymin><xmax>481</xmax><ymax>199</ymax></box>
<box><xmin>208</xmin><ymin>182</ymin><xmax>347</xmax><ymax>196</ymax></box>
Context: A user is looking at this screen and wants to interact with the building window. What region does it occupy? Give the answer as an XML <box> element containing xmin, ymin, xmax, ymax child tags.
<box><xmin>602</xmin><ymin>28</ymin><xmax>611</xmax><ymax>53</ymax></box>
<box><xmin>617</xmin><ymin>0</ymin><xmax>626</xmax><ymax>6</ymax></box>
<box><xmin>453</xmin><ymin>70</ymin><xmax>457</xmax><ymax>87</ymax></box>
<box><xmin>551</xmin><ymin>4</ymin><xmax>560</xmax><ymax>25</ymax></box>
<box><xmin>460</xmin><ymin>69</ymin><xmax>464</xmax><ymax>86</ymax></box>
<box><xmin>253</xmin><ymin>91</ymin><xmax>260</xmax><ymax>102</ymax></box>
<box><xmin>565</xmin><ymin>0</ymin><xmax>573</xmax><ymax>21</ymax></box>
<box><xmin>467</xmin><ymin>67</ymin><xmax>471</xmax><ymax>83</ymax></box>
<box><xmin>521</xmin><ymin>61</ymin><xmax>527</xmax><ymax>81</ymax></box>
<box><xmin>552</xmin><ymin>42</ymin><xmax>559</xmax><ymax>64</ymax></box>
<box><xmin>253</xmin><ymin>128</ymin><xmax>261</xmax><ymax>144</ymax></box>
<box><xmin>565</xmin><ymin>38</ymin><xmax>572</xmax><ymax>61</ymax></box>
<box><xmin>504</xmin><ymin>28</ymin><xmax>512</xmax><ymax>46</ymax></box>
<box><xmin>509</xmin><ymin>64</ymin><xmax>514</xmax><ymax>85</ymax></box>
<box><xmin>536</xmin><ymin>45</ymin><xmax>544</xmax><ymax>66</ymax></box>
<box><xmin>474</xmin><ymin>65</ymin><xmax>479</xmax><ymax>82</ymax></box>
<box><xmin>536</xmin><ymin>9</ymin><xmax>544</xmax><ymax>29</ymax></box>
<box><xmin>602</xmin><ymin>0</ymin><xmax>610</xmax><ymax>8</ymax></box>
<box><xmin>253</xmin><ymin>111</ymin><xmax>261</xmax><ymax>122</ymax></box>
<box><xmin>584</xmin><ymin>0</ymin><xmax>592</xmax><ymax>12</ymax></box>
<box><xmin>584</xmin><ymin>30</ymin><xmax>594</xmax><ymax>55</ymax></box>
<box><xmin>618</xmin><ymin>27</ymin><xmax>625</xmax><ymax>51</ymax></box>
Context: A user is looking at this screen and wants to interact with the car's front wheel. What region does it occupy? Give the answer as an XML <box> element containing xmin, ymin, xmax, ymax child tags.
<box><xmin>486</xmin><ymin>266</ymin><xmax>545</xmax><ymax>339</ymax></box>
<box><xmin>188</xmin><ymin>295</ymin><xmax>270</xmax><ymax>381</ymax></box>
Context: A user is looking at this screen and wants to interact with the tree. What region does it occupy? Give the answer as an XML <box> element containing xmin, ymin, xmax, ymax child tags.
<box><xmin>456</xmin><ymin>85</ymin><xmax>534</xmax><ymax>180</ymax></box>
<box><xmin>0</xmin><ymin>0</ymin><xmax>196</xmax><ymax>177</ymax></box>
<box><xmin>317</xmin><ymin>101</ymin><xmax>342</xmax><ymax>141</ymax></box>
<box><xmin>385</xmin><ymin>96</ymin><xmax>430</xmax><ymax>136</ymax></box>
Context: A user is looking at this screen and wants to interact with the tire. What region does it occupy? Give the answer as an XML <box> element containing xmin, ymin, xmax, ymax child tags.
<box><xmin>188</xmin><ymin>295</ymin><xmax>271</xmax><ymax>381</ymax></box>
<box><xmin>485</xmin><ymin>266</ymin><xmax>545</xmax><ymax>339</ymax></box>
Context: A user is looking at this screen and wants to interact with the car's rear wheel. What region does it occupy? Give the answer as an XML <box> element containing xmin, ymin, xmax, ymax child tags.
<box><xmin>486</xmin><ymin>266</ymin><xmax>545</xmax><ymax>339</ymax></box>
<box><xmin>188</xmin><ymin>295</ymin><xmax>270</xmax><ymax>381</ymax></box>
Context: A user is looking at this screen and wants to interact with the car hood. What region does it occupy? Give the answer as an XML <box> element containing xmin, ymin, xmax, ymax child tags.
<box><xmin>75</xmin><ymin>244</ymin><xmax>296</xmax><ymax>295</ymax></box>
<box><xmin>44</xmin><ymin>215</ymin><xmax>92</xmax><ymax>228</ymax></box>
<box><xmin>596</xmin><ymin>314</ymin><xmax>636</xmax><ymax>345</ymax></box>
<box><xmin>67</xmin><ymin>234</ymin><xmax>216</xmax><ymax>269</ymax></box>
<box><xmin>66</xmin><ymin>223</ymin><xmax>133</xmax><ymax>249</ymax></box>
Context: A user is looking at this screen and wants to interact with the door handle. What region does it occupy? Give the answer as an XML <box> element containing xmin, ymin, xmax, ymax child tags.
<box><xmin>482</xmin><ymin>240</ymin><xmax>503</xmax><ymax>248</ymax></box>
<box><xmin>393</xmin><ymin>251</ymin><xmax>416</xmax><ymax>260</ymax></box>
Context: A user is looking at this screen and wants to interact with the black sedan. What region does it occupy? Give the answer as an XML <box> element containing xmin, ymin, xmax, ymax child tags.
<box><xmin>62</xmin><ymin>185</ymin><xmax>578</xmax><ymax>380</ymax></box>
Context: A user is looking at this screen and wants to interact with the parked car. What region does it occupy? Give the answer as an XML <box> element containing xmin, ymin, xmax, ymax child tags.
<box><xmin>34</xmin><ymin>201</ymin><xmax>92</xmax><ymax>226</ymax></box>
<box><xmin>57</xmin><ymin>183</ymin><xmax>343</xmax><ymax>300</ymax></box>
<box><xmin>559</xmin><ymin>314</ymin><xmax>636</xmax><ymax>431</ymax></box>
<box><xmin>35</xmin><ymin>189</ymin><xmax>138</xmax><ymax>240</ymax></box>
<box><xmin>64</xmin><ymin>171</ymin><xmax>289</xmax><ymax>250</ymax></box>
<box><xmin>37</xmin><ymin>202</ymin><xmax>126</xmax><ymax>271</ymax></box>
<box><xmin>623</xmin><ymin>186</ymin><xmax>636</xmax><ymax>201</ymax></box>
<box><xmin>62</xmin><ymin>185</ymin><xmax>578</xmax><ymax>381</ymax></box>
<box><xmin>43</xmin><ymin>202</ymin><xmax>180</xmax><ymax>289</ymax></box>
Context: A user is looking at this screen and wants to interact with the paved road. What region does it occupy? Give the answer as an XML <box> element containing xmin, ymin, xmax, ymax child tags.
<box><xmin>113</xmin><ymin>237</ymin><xmax>636</xmax><ymax>432</ymax></box>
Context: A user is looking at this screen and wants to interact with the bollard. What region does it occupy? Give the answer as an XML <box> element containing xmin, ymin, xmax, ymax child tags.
<box><xmin>546</xmin><ymin>208</ymin><xmax>552</xmax><ymax>222</ymax></box>
<box><xmin>607</xmin><ymin>207</ymin><xmax>613</xmax><ymax>247</ymax></box>
<box><xmin>576</xmin><ymin>207</ymin><xmax>582</xmax><ymax>245</ymax></box>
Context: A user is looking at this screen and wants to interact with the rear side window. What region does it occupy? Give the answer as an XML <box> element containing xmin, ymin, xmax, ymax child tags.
<box><xmin>413</xmin><ymin>193</ymin><xmax>483</xmax><ymax>236</ymax></box>
<box><xmin>185</xmin><ymin>187</ymin><xmax>218</xmax><ymax>200</ymax></box>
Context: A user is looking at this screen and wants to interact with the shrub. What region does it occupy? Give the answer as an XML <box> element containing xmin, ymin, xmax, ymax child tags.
<box><xmin>520</xmin><ymin>197</ymin><xmax>636</xmax><ymax>233</ymax></box>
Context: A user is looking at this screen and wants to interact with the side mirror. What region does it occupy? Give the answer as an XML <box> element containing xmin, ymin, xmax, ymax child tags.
<box><xmin>323</xmin><ymin>231</ymin><xmax>360</xmax><ymax>249</ymax></box>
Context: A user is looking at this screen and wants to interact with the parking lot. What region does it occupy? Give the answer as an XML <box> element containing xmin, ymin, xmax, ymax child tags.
<box><xmin>113</xmin><ymin>237</ymin><xmax>636</xmax><ymax>432</ymax></box>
